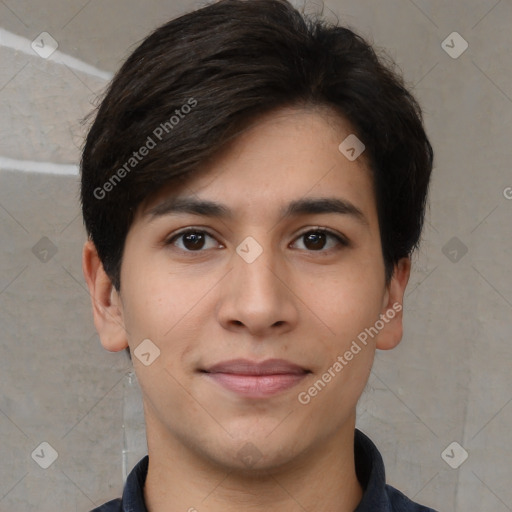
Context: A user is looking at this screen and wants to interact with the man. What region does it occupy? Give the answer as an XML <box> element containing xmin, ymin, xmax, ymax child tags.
<box><xmin>81</xmin><ymin>0</ymin><xmax>437</xmax><ymax>510</ymax></box>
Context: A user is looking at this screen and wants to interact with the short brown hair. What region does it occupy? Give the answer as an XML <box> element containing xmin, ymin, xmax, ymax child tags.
<box><xmin>80</xmin><ymin>0</ymin><xmax>433</xmax><ymax>291</ymax></box>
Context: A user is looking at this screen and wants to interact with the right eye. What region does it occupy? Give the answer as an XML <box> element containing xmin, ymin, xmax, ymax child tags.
<box><xmin>164</xmin><ymin>228</ymin><xmax>222</xmax><ymax>252</ymax></box>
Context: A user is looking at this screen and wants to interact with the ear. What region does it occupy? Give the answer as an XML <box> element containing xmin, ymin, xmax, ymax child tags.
<box><xmin>82</xmin><ymin>240</ymin><xmax>128</xmax><ymax>352</ymax></box>
<box><xmin>376</xmin><ymin>257</ymin><xmax>411</xmax><ymax>351</ymax></box>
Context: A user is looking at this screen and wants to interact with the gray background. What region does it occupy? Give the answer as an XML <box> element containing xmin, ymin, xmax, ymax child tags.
<box><xmin>1</xmin><ymin>0</ymin><xmax>511</xmax><ymax>510</ymax></box>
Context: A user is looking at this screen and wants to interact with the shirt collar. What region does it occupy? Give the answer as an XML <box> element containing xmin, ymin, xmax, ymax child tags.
<box><xmin>122</xmin><ymin>454</ymin><xmax>148</xmax><ymax>512</ymax></box>
<box><xmin>353</xmin><ymin>429</ymin><xmax>393</xmax><ymax>511</ymax></box>
<box><xmin>121</xmin><ymin>428</ymin><xmax>391</xmax><ymax>511</ymax></box>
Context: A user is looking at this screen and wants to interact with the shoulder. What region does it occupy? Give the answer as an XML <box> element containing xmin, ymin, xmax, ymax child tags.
<box><xmin>354</xmin><ymin>429</ymin><xmax>438</xmax><ymax>512</ymax></box>
<box><xmin>89</xmin><ymin>498</ymin><xmax>122</xmax><ymax>511</ymax></box>
<box><xmin>385</xmin><ymin>484</ymin><xmax>439</xmax><ymax>512</ymax></box>
<box><xmin>88</xmin><ymin>455</ymin><xmax>149</xmax><ymax>512</ymax></box>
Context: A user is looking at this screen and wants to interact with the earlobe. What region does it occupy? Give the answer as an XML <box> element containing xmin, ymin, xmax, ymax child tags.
<box><xmin>376</xmin><ymin>257</ymin><xmax>411</xmax><ymax>351</ymax></box>
<box><xmin>82</xmin><ymin>240</ymin><xmax>128</xmax><ymax>352</ymax></box>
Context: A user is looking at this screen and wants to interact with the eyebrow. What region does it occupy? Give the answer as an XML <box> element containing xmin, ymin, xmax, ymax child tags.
<box><xmin>147</xmin><ymin>196</ymin><xmax>368</xmax><ymax>226</ymax></box>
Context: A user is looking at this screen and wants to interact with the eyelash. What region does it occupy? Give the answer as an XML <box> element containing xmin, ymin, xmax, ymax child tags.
<box><xmin>164</xmin><ymin>227</ymin><xmax>350</xmax><ymax>254</ymax></box>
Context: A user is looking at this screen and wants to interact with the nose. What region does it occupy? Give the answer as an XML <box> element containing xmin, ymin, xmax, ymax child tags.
<box><xmin>216</xmin><ymin>236</ymin><xmax>299</xmax><ymax>337</ymax></box>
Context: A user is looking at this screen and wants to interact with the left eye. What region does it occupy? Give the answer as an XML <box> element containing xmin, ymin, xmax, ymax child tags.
<box><xmin>165</xmin><ymin>228</ymin><xmax>348</xmax><ymax>252</ymax></box>
<box><xmin>291</xmin><ymin>229</ymin><xmax>349</xmax><ymax>251</ymax></box>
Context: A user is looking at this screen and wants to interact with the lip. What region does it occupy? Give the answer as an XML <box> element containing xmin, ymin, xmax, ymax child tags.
<box><xmin>201</xmin><ymin>358</ymin><xmax>310</xmax><ymax>398</ymax></box>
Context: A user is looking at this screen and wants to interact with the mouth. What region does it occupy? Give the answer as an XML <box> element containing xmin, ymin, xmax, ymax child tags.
<box><xmin>200</xmin><ymin>358</ymin><xmax>311</xmax><ymax>398</ymax></box>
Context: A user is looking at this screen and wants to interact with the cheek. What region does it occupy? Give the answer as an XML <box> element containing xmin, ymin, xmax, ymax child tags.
<box><xmin>120</xmin><ymin>255</ymin><xmax>179</xmax><ymax>343</ymax></box>
<box><xmin>120</xmin><ymin>254</ymin><xmax>216</xmax><ymax>366</ymax></box>
<box><xmin>314</xmin><ymin>265</ymin><xmax>384</xmax><ymax>340</ymax></box>
<box><xmin>314</xmin><ymin>278</ymin><xmax>381</xmax><ymax>402</ymax></box>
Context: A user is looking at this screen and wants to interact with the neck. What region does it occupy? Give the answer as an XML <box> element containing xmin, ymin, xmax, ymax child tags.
<box><xmin>142</xmin><ymin>411</ymin><xmax>363</xmax><ymax>512</ymax></box>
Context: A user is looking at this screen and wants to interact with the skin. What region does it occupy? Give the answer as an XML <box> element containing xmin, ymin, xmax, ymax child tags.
<box><xmin>83</xmin><ymin>106</ymin><xmax>410</xmax><ymax>512</ymax></box>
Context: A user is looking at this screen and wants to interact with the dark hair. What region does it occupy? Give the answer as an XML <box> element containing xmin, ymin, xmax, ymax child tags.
<box><xmin>80</xmin><ymin>0</ymin><xmax>433</xmax><ymax>291</ymax></box>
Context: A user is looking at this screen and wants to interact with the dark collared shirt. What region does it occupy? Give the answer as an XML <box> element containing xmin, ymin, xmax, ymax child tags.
<box><xmin>90</xmin><ymin>429</ymin><xmax>438</xmax><ymax>511</ymax></box>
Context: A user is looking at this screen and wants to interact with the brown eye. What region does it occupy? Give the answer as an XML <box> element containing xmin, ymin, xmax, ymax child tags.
<box><xmin>166</xmin><ymin>229</ymin><xmax>218</xmax><ymax>251</ymax></box>
<box><xmin>303</xmin><ymin>231</ymin><xmax>327</xmax><ymax>250</ymax></box>
<box><xmin>181</xmin><ymin>231</ymin><xmax>206</xmax><ymax>250</ymax></box>
<box><xmin>293</xmin><ymin>229</ymin><xmax>349</xmax><ymax>252</ymax></box>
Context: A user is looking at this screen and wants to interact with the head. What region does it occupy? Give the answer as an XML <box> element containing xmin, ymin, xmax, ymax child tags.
<box><xmin>81</xmin><ymin>0</ymin><xmax>432</xmax><ymax>473</ymax></box>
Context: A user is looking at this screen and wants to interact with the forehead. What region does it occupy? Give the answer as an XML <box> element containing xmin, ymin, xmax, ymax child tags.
<box><xmin>136</xmin><ymin>106</ymin><xmax>376</xmax><ymax>225</ymax></box>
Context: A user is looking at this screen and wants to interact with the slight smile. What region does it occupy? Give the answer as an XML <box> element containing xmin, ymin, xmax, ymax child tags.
<box><xmin>200</xmin><ymin>358</ymin><xmax>312</xmax><ymax>398</ymax></box>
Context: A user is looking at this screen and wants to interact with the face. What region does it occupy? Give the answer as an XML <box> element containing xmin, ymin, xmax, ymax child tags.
<box><xmin>86</xmin><ymin>106</ymin><xmax>409</xmax><ymax>473</ymax></box>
